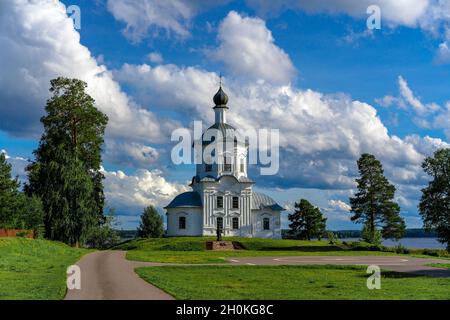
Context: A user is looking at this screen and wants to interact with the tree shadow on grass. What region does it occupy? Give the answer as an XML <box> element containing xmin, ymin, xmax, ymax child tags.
<box><xmin>358</xmin><ymin>270</ymin><xmax>448</xmax><ymax>279</ymax></box>
<box><xmin>254</xmin><ymin>245</ymin><xmax>346</xmax><ymax>252</ymax></box>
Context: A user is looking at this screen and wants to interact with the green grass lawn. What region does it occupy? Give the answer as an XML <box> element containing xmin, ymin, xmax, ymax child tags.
<box><xmin>427</xmin><ymin>263</ymin><xmax>450</xmax><ymax>270</ymax></box>
<box><xmin>0</xmin><ymin>238</ymin><xmax>90</xmax><ymax>300</ymax></box>
<box><xmin>115</xmin><ymin>237</ymin><xmax>445</xmax><ymax>264</ymax></box>
<box><xmin>136</xmin><ymin>265</ymin><xmax>450</xmax><ymax>300</ymax></box>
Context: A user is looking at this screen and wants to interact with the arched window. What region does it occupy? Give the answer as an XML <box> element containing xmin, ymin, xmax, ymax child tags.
<box><xmin>217</xmin><ymin>196</ymin><xmax>223</xmax><ymax>208</ymax></box>
<box><xmin>179</xmin><ymin>216</ymin><xmax>186</xmax><ymax>229</ymax></box>
<box><xmin>232</xmin><ymin>196</ymin><xmax>239</xmax><ymax>209</ymax></box>
<box><xmin>224</xmin><ymin>156</ymin><xmax>232</xmax><ymax>172</ymax></box>
<box><xmin>240</xmin><ymin>158</ymin><xmax>245</xmax><ymax>172</ymax></box>
<box><xmin>232</xmin><ymin>217</ymin><xmax>239</xmax><ymax>230</ymax></box>
<box><xmin>263</xmin><ymin>217</ymin><xmax>270</xmax><ymax>230</ymax></box>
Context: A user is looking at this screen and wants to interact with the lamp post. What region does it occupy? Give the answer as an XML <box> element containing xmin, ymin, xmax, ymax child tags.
<box><xmin>216</xmin><ymin>224</ymin><xmax>222</xmax><ymax>241</ymax></box>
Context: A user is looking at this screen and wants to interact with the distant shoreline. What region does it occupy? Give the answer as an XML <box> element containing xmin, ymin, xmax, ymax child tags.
<box><xmin>339</xmin><ymin>237</ymin><xmax>446</xmax><ymax>250</ymax></box>
<box><xmin>282</xmin><ymin>228</ymin><xmax>438</xmax><ymax>239</ymax></box>
<box><xmin>333</xmin><ymin>228</ymin><xmax>438</xmax><ymax>239</ymax></box>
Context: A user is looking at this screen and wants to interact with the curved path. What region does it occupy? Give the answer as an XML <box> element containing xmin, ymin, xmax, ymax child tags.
<box><xmin>65</xmin><ymin>251</ymin><xmax>174</xmax><ymax>300</ymax></box>
<box><xmin>65</xmin><ymin>251</ymin><xmax>450</xmax><ymax>300</ymax></box>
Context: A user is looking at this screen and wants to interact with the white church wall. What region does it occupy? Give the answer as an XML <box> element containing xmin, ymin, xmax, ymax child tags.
<box><xmin>166</xmin><ymin>208</ymin><xmax>203</xmax><ymax>236</ymax></box>
<box><xmin>195</xmin><ymin>176</ymin><xmax>253</xmax><ymax>237</ymax></box>
<box><xmin>252</xmin><ymin>209</ymin><xmax>282</xmax><ymax>239</ymax></box>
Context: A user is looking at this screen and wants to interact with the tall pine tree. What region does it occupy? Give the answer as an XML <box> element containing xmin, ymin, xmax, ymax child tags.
<box><xmin>26</xmin><ymin>78</ymin><xmax>108</xmax><ymax>246</ymax></box>
<box><xmin>288</xmin><ymin>199</ymin><xmax>327</xmax><ymax>240</ymax></box>
<box><xmin>350</xmin><ymin>153</ymin><xmax>405</xmax><ymax>243</ymax></box>
<box><xmin>419</xmin><ymin>148</ymin><xmax>450</xmax><ymax>251</ymax></box>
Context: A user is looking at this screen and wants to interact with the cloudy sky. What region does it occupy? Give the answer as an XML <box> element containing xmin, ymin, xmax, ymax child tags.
<box><xmin>1</xmin><ymin>0</ymin><xmax>449</xmax><ymax>230</ymax></box>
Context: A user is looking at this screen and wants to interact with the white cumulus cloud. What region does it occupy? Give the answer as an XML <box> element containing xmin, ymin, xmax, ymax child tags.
<box><xmin>106</xmin><ymin>0</ymin><xmax>231</xmax><ymax>41</ymax></box>
<box><xmin>0</xmin><ymin>0</ymin><xmax>175</xmax><ymax>143</ymax></box>
<box><xmin>207</xmin><ymin>11</ymin><xmax>296</xmax><ymax>85</ymax></box>
<box><xmin>245</xmin><ymin>0</ymin><xmax>430</xmax><ymax>27</ymax></box>
<box><xmin>102</xmin><ymin>167</ymin><xmax>189</xmax><ymax>213</ymax></box>
<box><xmin>328</xmin><ymin>199</ymin><xmax>351</xmax><ymax>211</ymax></box>
<box><xmin>147</xmin><ymin>52</ymin><xmax>164</xmax><ymax>63</ymax></box>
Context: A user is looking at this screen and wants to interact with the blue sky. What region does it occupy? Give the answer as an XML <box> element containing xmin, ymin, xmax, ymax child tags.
<box><xmin>1</xmin><ymin>0</ymin><xmax>449</xmax><ymax>230</ymax></box>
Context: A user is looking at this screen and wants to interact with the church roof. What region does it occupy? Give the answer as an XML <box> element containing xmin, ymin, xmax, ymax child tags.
<box><xmin>202</xmin><ymin>122</ymin><xmax>236</xmax><ymax>146</ymax></box>
<box><xmin>164</xmin><ymin>191</ymin><xmax>202</xmax><ymax>209</ymax></box>
<box><xmin>237</xmin><ymin>176</ymin><xmax>254</xmax><ymax>183</ymax></box>
<box><xmin>251</xmin><ymin>192</ymin><xmax>285</xmax><ymax>211</ymax></box>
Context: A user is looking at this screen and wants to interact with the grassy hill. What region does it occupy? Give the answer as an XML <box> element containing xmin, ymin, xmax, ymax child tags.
<box><xmin>114</xmin><ymin>236</ymin><xmax>444</xmax><ymax>264</ymax></box>
<box><xmin>0</xmin><ymin>238</ymin><xmax>89</xmax><ymax>300</ymax></box>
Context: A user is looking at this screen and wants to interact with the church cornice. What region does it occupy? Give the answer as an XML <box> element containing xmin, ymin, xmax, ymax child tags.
<box><xmin>190</xmin><ymin>174</ymin><xmax>255</xmax><ymax>186</ymax></box>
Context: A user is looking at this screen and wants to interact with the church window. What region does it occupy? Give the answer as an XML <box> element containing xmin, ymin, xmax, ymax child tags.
<box><xmin>179</xmin><ymin>216</ymin><xmax>186</xmax><ymax>229</ymax></box>
<box><xmin>205</xmin><ymin>164</ymin><xmax>212</xmax><ymax>172</ymax></box>
<box><xmin>217</xmin><ymin>196</ymin><xmax>223</xmax><ymax>208</ymax></box>
<box><xmin>232</xmin><ymin>217</ymin><xmax>239</xmax><ymax>229</ymax></box>
<box><xmin>263</xmin><ymin>217</ymin><xmax>270</xmax><ymax>230</ymax></box>
<box><xmin>224</xmin><ymin>157</ymin><xmax>232</xmax><ymax>172</ymax></box>
<box><xmin>232</xmin><ymin>196</ymin><xmax>239</xmax><ymax>209</ymax></box>
<box><xmin>240</xmin><ymin>159</ymin><xmax>245</xmax><ymax>172</ymax></box>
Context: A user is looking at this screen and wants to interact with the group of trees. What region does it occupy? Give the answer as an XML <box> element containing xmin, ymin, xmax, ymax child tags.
<box><xmin>288</xmin><ymin>151</ymin><xmax>450</xmax><ymax>251</ymax></box>
<box><xmin>0</xmin><ymin>78</ymin><xmax>116</xmax><ymax>247</ymax></box>
<box><xmin>419</xmin><ymin>149</ymin><xmax>450</xmax><ymax>251</ymax></box>
<box><xmin>0</xmin><ymin>153</ymin><xmax>44</xmax><ymax>235</ymax></box>
<box><xmin>0</xmin><ymin>77</ymin><xmax>166</xmax><ymax>246</ymax></box>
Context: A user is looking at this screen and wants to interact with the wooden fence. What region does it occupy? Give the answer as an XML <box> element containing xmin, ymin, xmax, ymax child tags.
<box><xmin>0</xmin><ymin>229</ymin><xmax>34</xmax><ymax>238</ymax></box>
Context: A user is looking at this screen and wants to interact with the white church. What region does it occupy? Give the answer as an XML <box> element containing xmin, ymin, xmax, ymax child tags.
<box><xmin>165</xmin><ymin>86</ymin><xmax>283</xmax><ymax>239</ymax></box>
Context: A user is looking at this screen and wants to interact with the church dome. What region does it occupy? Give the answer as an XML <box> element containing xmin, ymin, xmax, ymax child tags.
<box><xmin>251</xmin><ymin>192</ymin><xmax>285</xmax><ymax>211</ymax></box>
<box><xmin>213</xmin><ymin>86</ymin><xmax>228</xmax><ymax>106</ymax></box>
<box><xmin>164</xmin><ymin>191</ymin><xmax>202</xmax><ymax>209</ymax></box>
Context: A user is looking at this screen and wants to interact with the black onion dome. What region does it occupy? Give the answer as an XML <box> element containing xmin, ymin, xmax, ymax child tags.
<box><xmin>213</xmin><ymin>86</ymin><xmax>228</xmax><ymax>106</ymax></box>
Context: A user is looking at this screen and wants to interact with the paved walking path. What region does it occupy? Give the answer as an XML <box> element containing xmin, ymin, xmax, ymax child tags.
<box><xmin>64</xmin><ymin>251</ymin><xmax>173</xmax><ymax>300</ymax></box>
<box><xmin>65</xmin><ymin>251</ymin><xmax>450</xmax><ymax>300</ymax></box>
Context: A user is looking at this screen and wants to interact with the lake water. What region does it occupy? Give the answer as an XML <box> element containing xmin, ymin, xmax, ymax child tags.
<box><xmin>340</xmin><ymin>238</ymin><xmax>446</xmax><ymax>249</ymax></box>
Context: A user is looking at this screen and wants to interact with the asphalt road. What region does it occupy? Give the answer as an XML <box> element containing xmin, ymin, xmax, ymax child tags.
<box><xmin>225</xmin><ymin>256</ymin><xmax>450</xmax><ymax>277</ymax></box>
<box><xmin>65</xmin><ymin>251</ymin><xmax>450</xmax><ymax>300</ymax></box>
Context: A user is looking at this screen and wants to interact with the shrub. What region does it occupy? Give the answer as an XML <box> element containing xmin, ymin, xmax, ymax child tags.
<box><xmin>361</xmin><ymin>224</ymin><xmax>382</xmax><ymax>246</ymax></box>
<box><xmin>394</xmin><ymin>243</ymin><xmax>410</xmax><ymax>254</ymax></box>
<box><xmin>83</xmin><ymin>211</ymin><xmax>120</xmax><ymax>249</ymax></box>
<box><xmin>15</xmin><ymin>231</ymin><xmax>30</xmax><ymax>238</ymax></box>
<box><xmin>421</xmin><ymin>248</ymin><xmax>440</xmax><ymax>257</ymax></box>
<box><xmin>327</xmin><ymin>231</ymin><xmax>337</xmax><ymax>245</ymax></box>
